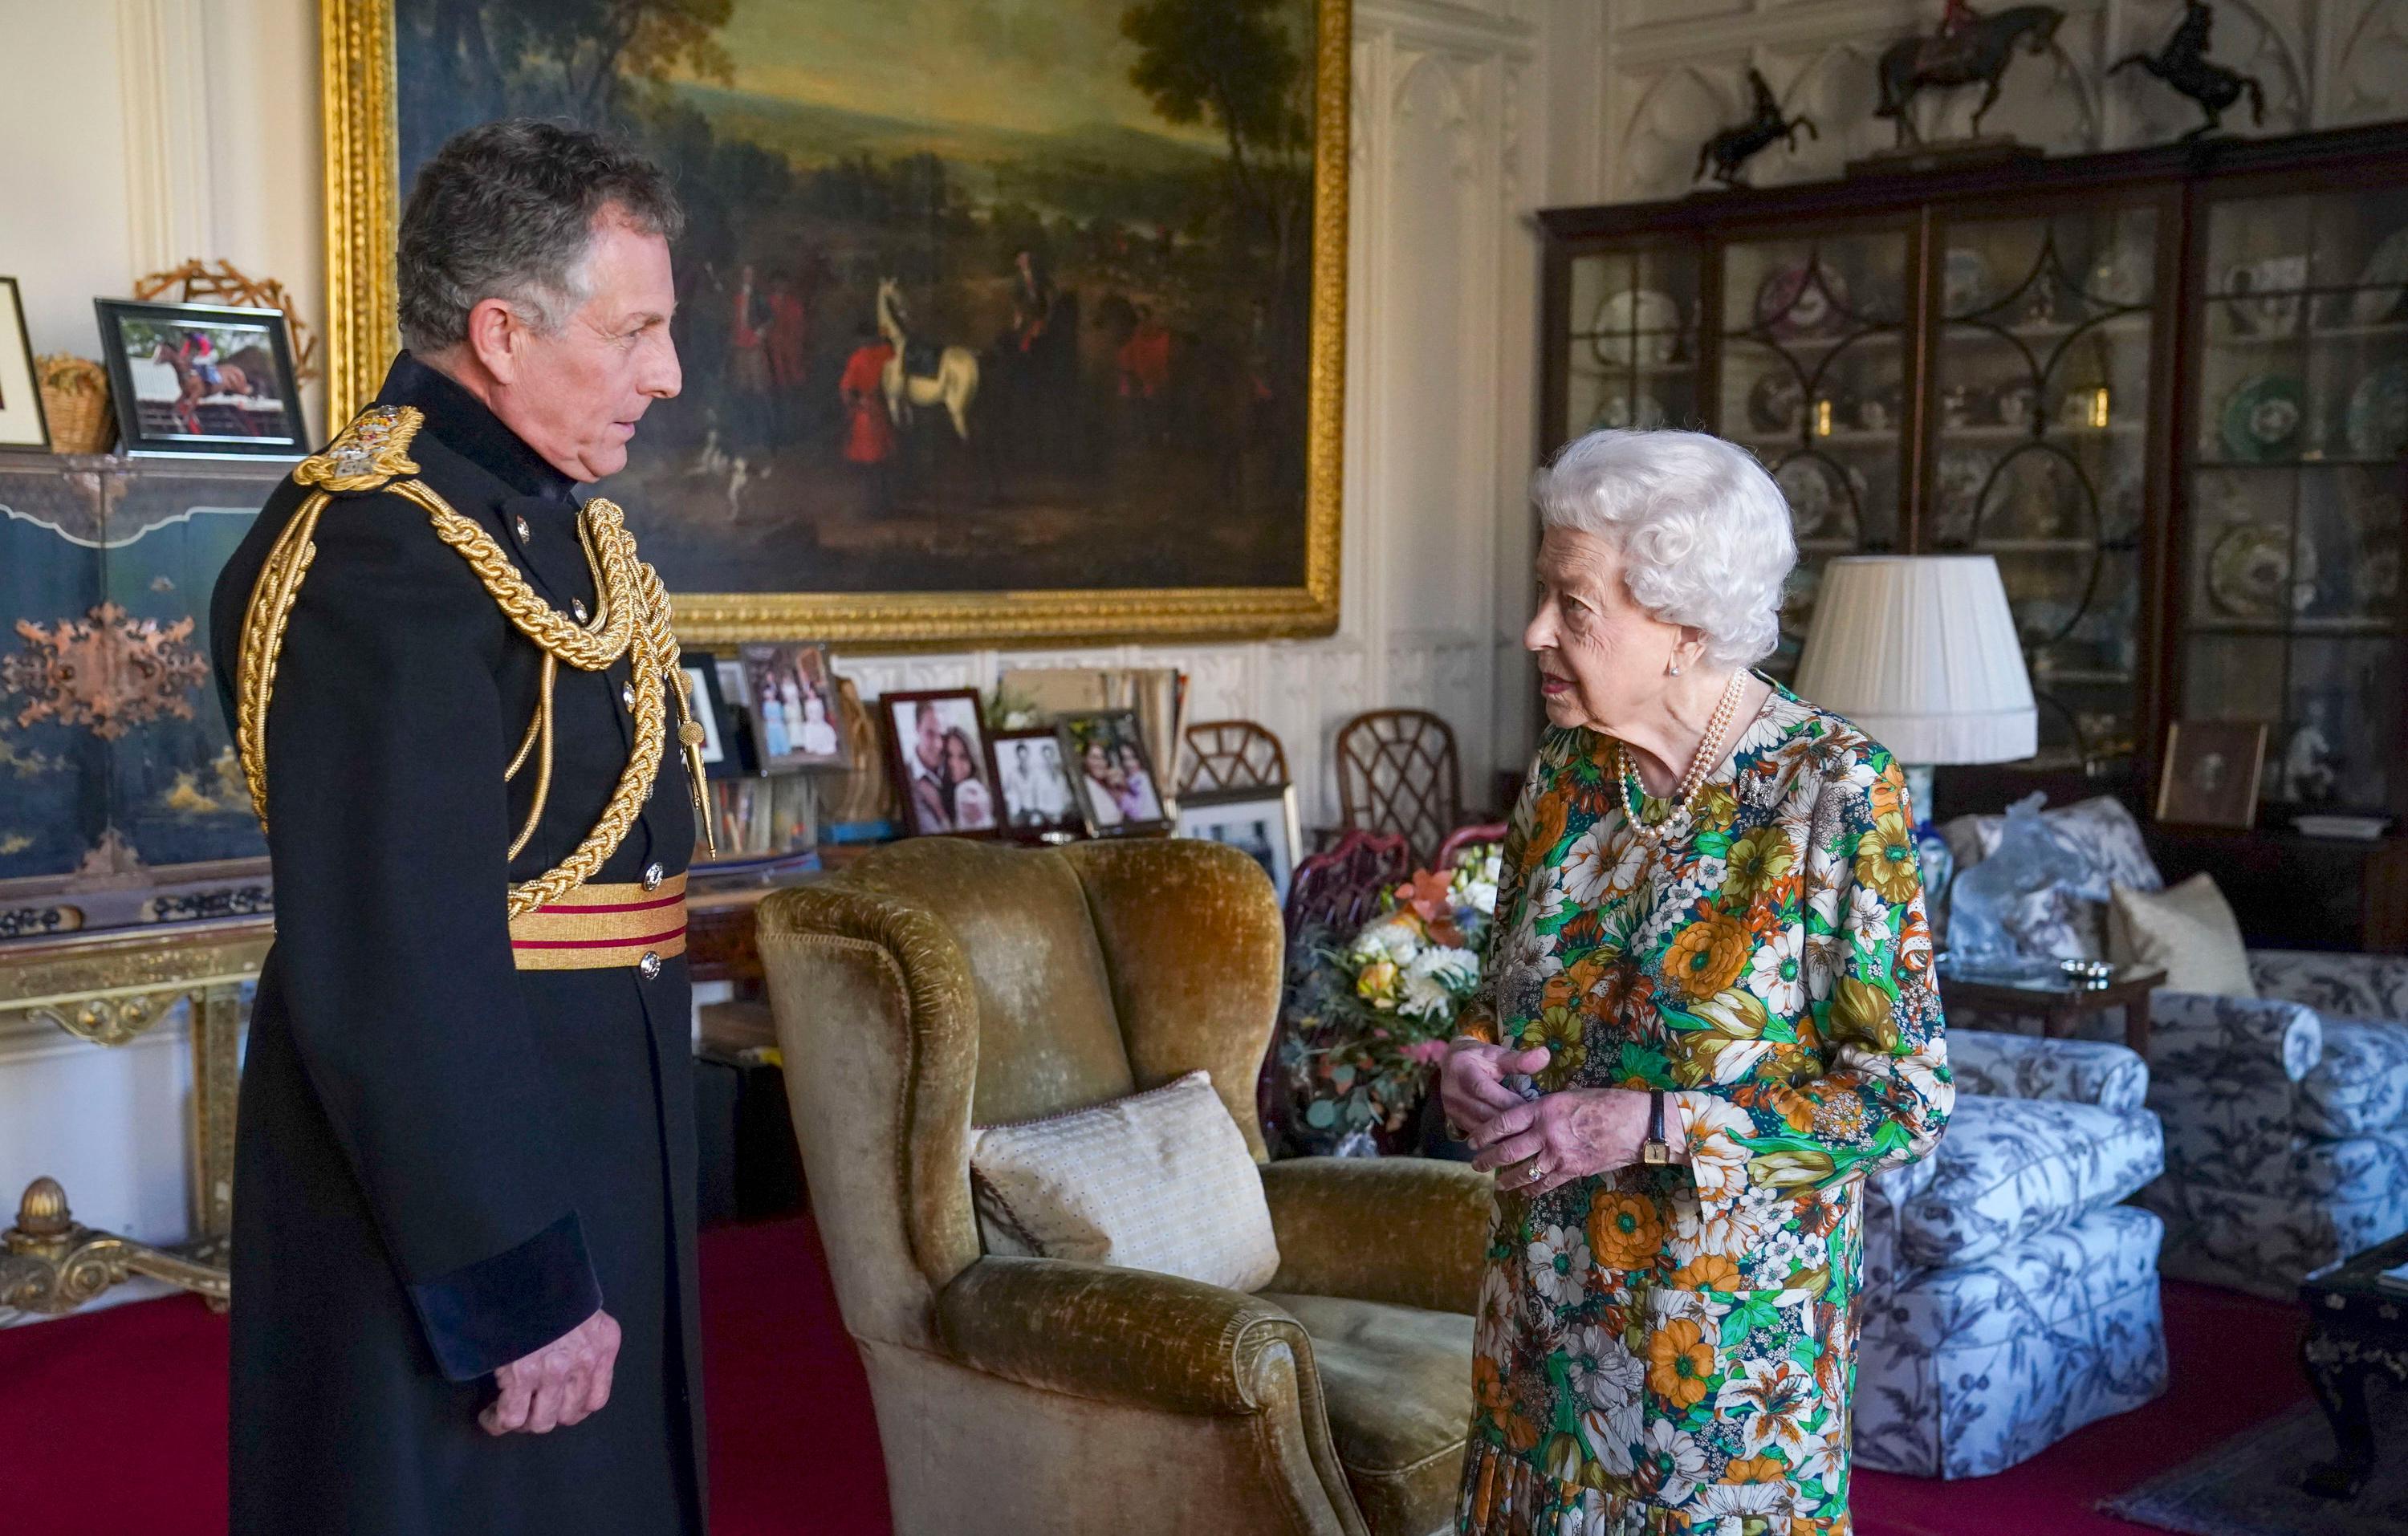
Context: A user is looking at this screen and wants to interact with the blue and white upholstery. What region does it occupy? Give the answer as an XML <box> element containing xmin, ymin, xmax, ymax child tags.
<box><xmin>1855</xmin><ymin>1030</ymin><xmax>2167</xmax><ymax>1480</ymax></box>
<box><xmin>1942</xmin><ymin>796</ymin><xmax>2408</xmax><ymax>1299</ymax></box>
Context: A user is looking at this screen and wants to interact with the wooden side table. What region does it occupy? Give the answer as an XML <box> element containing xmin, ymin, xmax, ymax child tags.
<box><xmin>2300</xmin><ymin>1230</ymin><xmax>2408</xmax><ymax>1499</ymax></box>
<box><xmin>1936</xmin><ymin>964</ymin><xmax>2166</xmax><ymax>1057</ymax></box>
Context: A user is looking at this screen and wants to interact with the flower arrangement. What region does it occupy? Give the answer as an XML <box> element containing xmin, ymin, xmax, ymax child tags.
<box><xmin>1279</xmin><ymin>845</ymin><xmax>1503</xmax><ymax>1149</ymax></box>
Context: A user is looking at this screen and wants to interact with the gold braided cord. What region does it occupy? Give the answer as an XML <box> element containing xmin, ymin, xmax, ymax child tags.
<box><xmin>234</xmin><ymin>490</ymin><xmax>333</xmax><ymax>831</ymax></box>
<box><xmin>384</xmin><ymin>481</ymin><xmax>639</xmax><ymax>673</ymax></box>
<box><xmin>504</xmin><ymin>680</ymin><xmax>543</xmax><ymax>782</ymax></box>
<box><xmin>506</xmin><ymin>653</ymin><xmax>557</xmax><ymax>861</ymax></box>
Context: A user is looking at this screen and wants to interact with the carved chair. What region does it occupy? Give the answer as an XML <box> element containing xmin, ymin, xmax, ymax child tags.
<box><xmin>1434</xmin><ymin>822</ymin><xmax>1509</xmax><ymax>872</ymax></box>
<box><xmin>1178</xmin><ymin>719</ymin><xmax>1291</xmax><ymax>797</ymax></box>
<box><xmin>1332</xmin><ymin>709</ymin><xmax>1462</xmax><ymax>866</ymax></box>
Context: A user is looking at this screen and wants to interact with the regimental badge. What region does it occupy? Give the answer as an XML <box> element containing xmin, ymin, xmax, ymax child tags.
<box><xmin>292</xmin><ymin>404</ymin><xmax>425</xmax><ymax>494</ymax></box>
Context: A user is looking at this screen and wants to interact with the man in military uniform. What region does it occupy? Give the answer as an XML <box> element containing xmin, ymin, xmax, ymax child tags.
<box><xmin>207</xmin><ymin>120</ymin><xmax>712</xmax><ymax>1534</ymax></box>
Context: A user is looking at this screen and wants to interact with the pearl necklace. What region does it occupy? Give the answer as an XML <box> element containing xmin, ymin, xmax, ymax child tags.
<box><xmin>1615</xmin><ymin>670</ymin><xmax>1748</xmax><ymax>844</ymax></box>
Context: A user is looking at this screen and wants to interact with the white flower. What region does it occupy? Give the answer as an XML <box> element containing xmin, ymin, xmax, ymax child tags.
<box><xmin>1718</xmin><ymin>1355</ymin><xmax>1822</xmax><ymax>1460</ymax></box>
<box><xmin>1678</xmin><ymin>1095</ymin><xmax>1757</xmax><ymax>1204</ymax></box>
<box><xmin>1348</xmin><ymin>916</ymin><xmax>1421</xmax><ymax>966</ymax></box>
<box><xmin>1634</xmin><ymin>1417</ymin><xmax>1706</xmax><ymax>1508</ymax></box>
<box><xmin>1803</xmin><ymin>931</ymin><xmax>1848</xmax><ymax>1002</ymax></box>
<box><xmin>1474</xmin><ymin>1267</ymin><xmax>1519</xmax><ymax>1358</ymax></box>
<box><xmin>1578</xmin><ymin>1391</ymin><xmax>1642</xmax><ymax>1478</ymax></box>
<box><xmin>1692</xmin><ymin>1480</ymin><xmax>1791</xmax><ymax>1518</ymax></box>
<box><xmin>1526</xmin><ymin>1223</ymin><xmax>1592</xmax><ymax>1309</ymax></box>
<box><xmin>1760</xmin><ymin>1221</ymin><xmax>1821</xmax><ymax>1276</ymax></box>
<box><xmin>1499</xmin><ymin>922</ymin><xmax>1564</xmax><ymax>989</ymax></box>
<box><xmin>1698</xmin><ymin>1182</ymin><xmax>1787</xmax><ymax>1258</ymax></box>
<box><xmin>1560</xmin><ymin>823</ymin><xmax>1619</xmax><ymax>904</ymax></box>
<box><xmin>1846</xmin><ymin>884</ymin><xmax>1893</xmax><ymax>944</ymax></box>
<box><xmin>1555</xmin><ymin>1490</ymin><xmax>1617</xmax><ymax>1536</ymax></box>
<box><xmin>1526</xmin><ymin>864</ymin><xmax>1569</xmax><ymax>928</ymax></box>
<box><xmin>1791</xmin><ymin>1420</ymin><xmax>1844</xmax><ymax>1493</ymax></box>
<box><xmin>1747</xmin><ymin>926</ymin><xmax>1807</xmax><ymax>1015</ymax></box>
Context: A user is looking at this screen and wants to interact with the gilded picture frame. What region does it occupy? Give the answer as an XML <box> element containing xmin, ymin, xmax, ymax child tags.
<box><xmin>318</xmin><ymin>0</ymin><xmax>1347</xmax><ymax>648</ymax></box>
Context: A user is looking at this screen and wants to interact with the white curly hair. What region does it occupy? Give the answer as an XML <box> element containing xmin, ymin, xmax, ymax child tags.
<box><xmin>1530</xmin><ymin>429</ymin><xmax>1796</xmax><ymax>668</ymax></box>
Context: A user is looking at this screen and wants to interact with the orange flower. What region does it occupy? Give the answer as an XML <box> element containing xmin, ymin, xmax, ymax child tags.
<box><xmin>1662</xmin><ymin>912</ymin><xmax>1751</xmax><ymax>1001</ymax></box>
<box><xmin>1529</xmin><ymin>794</ymin><xmax>1571</xmax><ymax>863</ymax></box>
<box><xmin>1503</xmin><ymin>1410</ymin><xmax>1543</xmax><ymax>1453</ymax></box>
<box><xmin>1869</xmin><ymin>758</ymin><xmax>1911</xmax><ymax>825</ymax></box>
<box><xmin>1726</xmin><ymin>1453</ymin><xmax>1787</xmax><ymax>1485</ymax></box>
<box><xmin>1670</xmin><ymin>1254</ymin><xmax>1744</xmax><ymax>1293</ymax></box>
<box><xmin>1587</xmin><ymin>1193</ymin><xmax>1663</xmax><ymax>1270</ymax></box>
<box><xmin>1474</xmin><ymin>1354</ymin><xmax>1511</xmax><ymax>1412</ymax></box>
<box><xmin>1647</xmin><ymin>1318</ymin><xmax>1716</xmax><ymax>1408</ymax></box>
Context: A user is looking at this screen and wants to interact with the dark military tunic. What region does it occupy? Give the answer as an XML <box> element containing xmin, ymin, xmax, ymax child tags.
<box><xmin>207</xmin><ymin>355</ymin><xmax>705</xmax><ymax>1535</ymax></box>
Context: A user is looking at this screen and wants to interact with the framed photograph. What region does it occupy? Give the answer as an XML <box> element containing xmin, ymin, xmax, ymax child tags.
<box><xmin>92</xmin><ymin>299</ymin><xmax>304</xmax><ymax>458</ymax></box>
<box><xmin>2158</xmin><ymin>720</ymin><xmax>2269</xmax><ymax>828</ymax></box>
<box><xmin>325</xmin><ymin>0</ymin><xmax>1347</xmax><ymax>647</ymax></box>
<box><xmin>0</xmin><ymin>278</ymin><xmax>48</xmax><ymax>450</ymax></box>
<box><xmin>1178</xmin><ymin>785</ymin><xmax>1302</xmax><ymax>906</ymax></box>
<box><xmin>678</xmin><ymin>653</ymin><xmax>755</xmax><ymax>779</ymax></box>
<box><xmin>993</xmin><ymin>728</ymin><xmax>1082</xmax><ymax>839</ymax></box>
<box><xmin>1058</xmin><ymin>709</ymin><xmax>1170</xmax><ymax>838</ymax></box>
<box><xmin>737</xmin><ymin>643</ymin><xmax>848</xmax><ymax>770</ymax></box>
<box><xmin>882</xmin><ymin>689</ymin><xmax>1002</xmax><ymax>838</ymax></box>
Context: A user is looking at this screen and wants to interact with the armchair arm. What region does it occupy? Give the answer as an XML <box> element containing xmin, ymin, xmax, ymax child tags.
<box><xmin>2248</xmin><ymin>949</ymin><xmax>2408</xmax><ymax>1020</ymax></box>
<box><xmin>937</xmin><ymin>1254</ymin><xmax>1316</xmax><ymax>1417</ymax></box>
<box><xmin>1259</xmin><ymin>1156</ymin><xmax>1493</xmax><ymax>1315</ymax></box>
<box><xmin>2149</xmin><ymin>989</ymin><xmax>2322</xmax><ymax>1083</ymax></box>
<box><xmin>1946</xmin><ymin>1030</ymin><xmax>2150</xmax><ymax>1113</ymax></box>
<box><xmin>2145</xmin><ymin>989</ymin><xmax>2321</xmax><ymax>1186</ymax></box>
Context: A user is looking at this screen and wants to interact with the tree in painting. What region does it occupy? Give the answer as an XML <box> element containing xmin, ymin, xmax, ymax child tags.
<box><xmin>395</xmin><ymin>0</ymin><xmax>1320</xmax><ymax>599</ymax></box>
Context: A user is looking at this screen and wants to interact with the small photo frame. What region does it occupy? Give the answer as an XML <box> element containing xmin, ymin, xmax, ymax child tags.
<box><xmin>1058</xmin><ymin>709</ymin><xmax>1170</xmax><ymax>837</ymax></box>
<box><xmin>93</xmin><ymin>299</ymin><xmax>304</xmax><ymax>457</ymax></box>
<box><xmin>883</xmin><ymin>688</ymin><xmax>1002</xmax><ymax>837</ymax></box>
<box><xmin>677</xmin><ymin>653</ymin><xmax>753</xmax><ymax>778</ymax></box>
<box><xmin>993</xmin><ymin>727</ymin><xmax>1082</xmax><ymax>838</ymax></box>
<box><xmin>2158</xmin><ymin>720</ymin><xmax>2268</xmax><ymax>828</ymax></box>
<box><xmin>1178</xmin><ymin>785</ymin><xmax>1302</xmax><ymax>905</ymax></box>
<box><xmin>738</xmin><ymin>642</ymin><xmax>848</xmax><ymax>770</ymax></box>
<box><xmin>0</xmin><ymin>278</ymin><xmax>49</xmax><ymax>450</ymax></box>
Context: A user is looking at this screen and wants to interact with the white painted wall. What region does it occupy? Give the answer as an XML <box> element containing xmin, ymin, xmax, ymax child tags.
<box><xmin>0</xmin><ymin>0</ymin><xmax>1555</xmax><ymax>1298</ymax></box>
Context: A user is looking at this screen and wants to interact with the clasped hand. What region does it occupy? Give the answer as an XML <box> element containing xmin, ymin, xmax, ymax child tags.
<box><xmin>481</xmin><ymin>1307</ymin><xmax>620</xmax><ymax>1436</ymax></box>
<box><xmin>1439</xmin><ymin>1041</ymin><xmax>1655</xmax><ymax>1200</ymax></box>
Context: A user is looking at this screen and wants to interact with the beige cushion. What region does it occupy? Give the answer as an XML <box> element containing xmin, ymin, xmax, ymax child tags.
<box><xmin>2109</xmin><ymin>873</ymin><xmax>2256</xmax><ymax>998</ymax></box>
<box><xmin>1267</xmin><ymin>1292</ymin><xmax>1473</xmax><ymax>1536</ymax></box>
<box><xmin>969</xmin><ymin>1070</ymin><xmax>1280</xmax><ymax>1291</ymax></box>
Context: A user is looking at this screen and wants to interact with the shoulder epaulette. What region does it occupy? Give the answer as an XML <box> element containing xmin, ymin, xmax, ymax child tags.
<box><xmin>291</xmin><ymin>404</ymin><xmax>424</xmax><ymax>494</ymax></box>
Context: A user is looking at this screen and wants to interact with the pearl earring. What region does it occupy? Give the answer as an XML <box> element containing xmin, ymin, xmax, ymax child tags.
<box><xmin>1669</xmin><ymin>660</ymin><xmax>1682</xmax><ymax>677</ymax></box>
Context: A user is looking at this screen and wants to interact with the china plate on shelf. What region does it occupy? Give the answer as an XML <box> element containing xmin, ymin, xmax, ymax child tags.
<box><xmin>1590</xmin><ymin>387</ymin><xmax>1669</xmax><ymax>432</ymax></box>
<box><xmin>1747</xmin><ymin>371</ymin><xmax>1804</xmax><ymax>433</ymax></box>
<box><xmin>2222</xmin><ymin>254</ymin><xmax>2308</xmax><ymax>337</ymax></box>
<box><xmin>2351</xmin><ymin>227</ymin><xmax>2408</xmax><ymax>328</ymax></box>
<box><xmin>1944</xmin><ymin>247</ymin><xmax>1992</xmax><ymax>316</ymax></box>
<box><xmin>1772</xmin><ymin>456</ymin><xmax>1864</xmax><ymax>539</ymax></box>
<box><xmin>1755</xmin><ymin>260</ymin><xmax>1849</xmax><ymax>339</ymax></box>
<box><xmin>2345</xmin><ymin>361</ymin><xmax>2408</xmax><ymax>460</ymax></box>
<box><xmin>2217</xmin><ymin>373</ymin><xmax>2306</xmax><ymax>461</ymax></box>
<box><xmin>1591</xmin><ymin>288</ymin><xmax>1681</xmax><ymax>368</ymax></box>
<box><xmin>2207</xmin><ymin>522</ymin><xmax>2317</xmax><ymax>618</ymax></box>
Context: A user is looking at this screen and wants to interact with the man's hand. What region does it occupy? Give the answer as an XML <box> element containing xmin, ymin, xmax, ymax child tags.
<box><xmin>481</xmin><ymin>1308</ymin><xmax>620</xmax><ymax>1436</ymax></box>
<box><xmin>1439</xmin><ymin>1041</ymin><xmax>1548</xmax><ymax>1143</ymax></box>
<box><xmin>1467</xmin><ymin>1084</ymin><xmax>1660</xmax><ymax>1198</ymax></box>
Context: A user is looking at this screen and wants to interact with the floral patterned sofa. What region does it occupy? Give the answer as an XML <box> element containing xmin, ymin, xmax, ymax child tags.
<box><xmin>1941</xmin><ymin>795</ymin><xmax>2408</xmax><ymax>1299</ymax></box>
<box><xmin>1853</xmin><ymin>1029</ymin><xmax>2167</xmax><ymax>1478</ymax></box>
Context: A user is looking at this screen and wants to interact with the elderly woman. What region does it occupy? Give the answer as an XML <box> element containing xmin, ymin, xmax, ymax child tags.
<box><xmin>1446</xmin><ymin>429</ymin><xmax>1951</xmax><ymax>1536</ymax></box>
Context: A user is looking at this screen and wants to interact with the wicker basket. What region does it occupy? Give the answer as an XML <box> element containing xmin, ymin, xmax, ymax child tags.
<box><xmin>35</xmin><ymin>355</ymin><xmax>114</xmax><ymax>454</ymax></box>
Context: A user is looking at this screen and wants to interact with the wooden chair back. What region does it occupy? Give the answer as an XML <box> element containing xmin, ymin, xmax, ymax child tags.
<box><xmin>1436</xmin><ymin>821</ymin><xmax>1510</xmax><ymax>871</ymax></box>
<box><xmin>1178</xmin><ymin>720</ymin><xmax>1291</xmax><ymax>796</ymax></box>
<box><xmin>1281</xmin><ymin>828</ymin><xmax>1412</xmax><ymax>942</ymax></box>
<box><xmin>1333</xmin><ymin>709</ymin><xmax>1462</xmax><ymax>865</ymax></box>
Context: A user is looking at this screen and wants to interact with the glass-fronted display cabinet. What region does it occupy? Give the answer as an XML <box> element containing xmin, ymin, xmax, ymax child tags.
<box><xmin>1537</xmin><ymin>125</ymin><xmax>2408</xmax><ymax>816</ymax></box>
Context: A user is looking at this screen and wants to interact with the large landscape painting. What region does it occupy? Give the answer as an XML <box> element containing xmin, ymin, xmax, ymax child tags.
<box><xmin>342</xmin><ymin>0</ymin><xmax>1344</xmax><ymax>643</ymax></box>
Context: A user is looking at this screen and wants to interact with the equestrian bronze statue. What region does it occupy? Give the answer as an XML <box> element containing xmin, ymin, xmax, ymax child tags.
<box><xmin>1696</xmin><ymin>69</ymin><xmax>1819</xmax><ymax>186</ymax></box>
<box><xmin>1874</xmin><ymin>4</ymin><xmax>2065</xmax><ymax>147</ymax></box>
<box><xmin>2109</xmin><ymin>0</ymin><xmax>2266</xmax><ymax>141</ymax></box>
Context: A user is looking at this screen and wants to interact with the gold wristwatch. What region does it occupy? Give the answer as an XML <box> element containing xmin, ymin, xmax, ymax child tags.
<box><xmin>1641</xmin><ymin>1089</ymin><xmax>1674</xmax><ymax>1165</ymax></box>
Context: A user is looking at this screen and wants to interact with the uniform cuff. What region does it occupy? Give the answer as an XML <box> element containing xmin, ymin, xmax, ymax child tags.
<box><xmin>405</xmin><ymin>1213</ymin><xmax>602</xmax><ymax>1381</ymax></box>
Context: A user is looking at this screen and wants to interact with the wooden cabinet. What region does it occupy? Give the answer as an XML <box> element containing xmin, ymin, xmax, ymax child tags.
<box><xmin>1538</xmin><ymin>124</ymin><xmax>2408</xmax><ymax>827</ymax></box>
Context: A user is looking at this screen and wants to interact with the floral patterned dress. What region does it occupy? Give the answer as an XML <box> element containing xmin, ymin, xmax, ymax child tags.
<box><xmin>1456</xmin><ymin>681</ymin><xmax>1953</xmax><ymax>1536</ymax></box>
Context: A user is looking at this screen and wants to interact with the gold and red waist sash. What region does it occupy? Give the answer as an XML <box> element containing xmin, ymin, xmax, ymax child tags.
<box><xmin>506</xmin><ymin>872</ymin><xmax>687</xmax><ymax>972</ymax></box>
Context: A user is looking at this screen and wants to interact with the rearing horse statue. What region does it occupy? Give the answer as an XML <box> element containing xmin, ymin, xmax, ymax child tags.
<box><xmin>2109</xmin><ymin>0</ymin><xmax>2266</xmax><ymax>141</ymax></box>
<box><xmin>1874</xmin><ymin>4</ymin><xmax>2064</xmax><ymax>147</ymax></box>
<box><xmin>1695</xmin><ymin>69</ymin><xmax>1818</xmax><ymax>186</ymax></box>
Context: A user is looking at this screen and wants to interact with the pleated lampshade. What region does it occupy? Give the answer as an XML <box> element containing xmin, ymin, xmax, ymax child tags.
<box><xmin>1792</xmin><ymin>555</ymin><xmax>2036</xmax><ymax>765</ymax></box>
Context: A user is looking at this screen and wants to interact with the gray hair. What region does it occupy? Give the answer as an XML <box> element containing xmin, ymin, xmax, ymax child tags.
<box><xmin>1531</xmin><ymin>429</ymin><xmax>1797</xmax><ymax>668</ymax></box>
<box><xmin>397</xmin><ymin>119</ymin><xmax>684</xmax><ymax>355</ymax></box>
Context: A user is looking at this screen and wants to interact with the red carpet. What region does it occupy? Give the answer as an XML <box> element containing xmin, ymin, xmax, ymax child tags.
<box><xmin>0</xmin><ymin>1217</ymin><xmax>2301</xmax><ymax>1536</ymax></box>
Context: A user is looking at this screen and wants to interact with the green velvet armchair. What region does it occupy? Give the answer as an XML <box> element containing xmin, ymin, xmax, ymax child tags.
<box><xmin>757</xmin><ymin>836</ymin><xmax>1492</xmax><ymax>1536</ymax></box>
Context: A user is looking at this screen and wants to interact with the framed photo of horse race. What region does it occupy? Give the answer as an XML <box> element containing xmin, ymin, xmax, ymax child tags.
<box><xmin>92</xmin><ymin>299</ymin><xmax>306</xmax><ymax>459</ymax></box>
<box><xmin>321</xmin><ymin>0</ymin><xmax>1348</xmax><ymax>647</ymax></box>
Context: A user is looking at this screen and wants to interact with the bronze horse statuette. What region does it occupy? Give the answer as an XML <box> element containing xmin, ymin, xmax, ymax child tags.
<box><xmin>2110</xmin><ymin>0</ymin><xmax>2266</xmax><ymax>140</ymax></box>
<box><xmin>1696</xmin><ymin>69</ymin><xmax>1819</xmax><ymax>186</ymax></box>
<box><xmin>1875</xmin><ymin>4</ymin><xmax>2065</xmax><ymax>146</ymax></box>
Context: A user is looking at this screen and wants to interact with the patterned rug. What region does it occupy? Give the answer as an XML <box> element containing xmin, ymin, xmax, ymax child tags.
<box><xmin>2099</xmin><ymin>1392</ymin><xmax>2408</xmax><ymax>1536</ymax></box>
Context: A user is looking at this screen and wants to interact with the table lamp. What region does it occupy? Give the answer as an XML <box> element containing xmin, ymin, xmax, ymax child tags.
<box><xmin>1792</xmin><ymin>555</ymin><xmax>2037</xmax><ymax>902</ymax></box>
